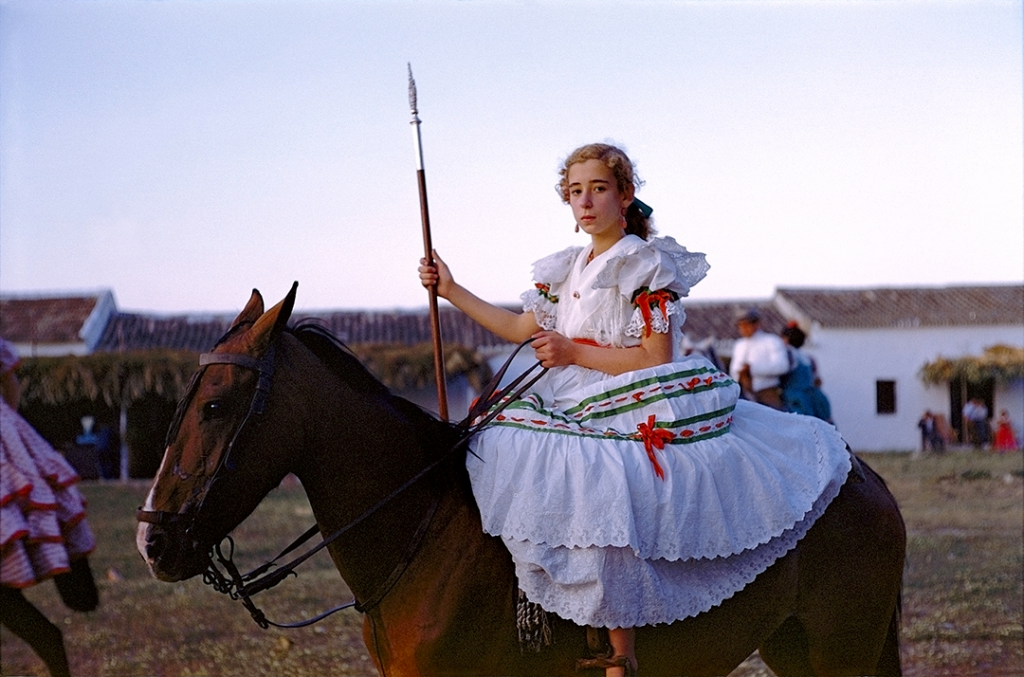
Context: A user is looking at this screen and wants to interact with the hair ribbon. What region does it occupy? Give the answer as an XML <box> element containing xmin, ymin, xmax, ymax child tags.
<box><xmin>632</xmin><ymin>198</ymin><xmax>653</xmax><ymax>218</ymax></box>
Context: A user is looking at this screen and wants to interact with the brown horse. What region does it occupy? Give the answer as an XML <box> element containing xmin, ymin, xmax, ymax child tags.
<box><xmin>136</xmin><ymin>285</ymin><xmax>906</xmax><ymax>676</ymax></box>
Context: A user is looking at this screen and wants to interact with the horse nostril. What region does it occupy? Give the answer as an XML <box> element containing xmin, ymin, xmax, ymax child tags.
<box><xmin>146</xmin><ymin>531</ymin><xmax>166</xmax><ymax>562</ymax></box>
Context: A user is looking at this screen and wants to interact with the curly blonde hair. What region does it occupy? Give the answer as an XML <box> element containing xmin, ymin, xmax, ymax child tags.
<box><xmin>556</xmin><ymin>143</ymin><xmax>654</xmax><ymax>239</ymax></box>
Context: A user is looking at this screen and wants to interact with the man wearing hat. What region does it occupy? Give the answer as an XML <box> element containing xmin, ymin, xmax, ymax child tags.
<box><xmin>729</xmin><ymin>308</ymin><xmax>791</xmax><ymax>410</ymax></box>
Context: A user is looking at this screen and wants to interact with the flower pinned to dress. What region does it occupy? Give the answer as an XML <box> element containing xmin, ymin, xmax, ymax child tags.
<box><xmin>534</xmin><ymin>283</ymin><xmax>559</xmax><ymax>304</ymax></box>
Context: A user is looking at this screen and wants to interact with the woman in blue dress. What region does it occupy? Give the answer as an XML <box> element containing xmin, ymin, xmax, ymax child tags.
<box><xmin>780</xmin><ymin>323</ymin><xmax>833</xmax><ymax>422</ymax></box>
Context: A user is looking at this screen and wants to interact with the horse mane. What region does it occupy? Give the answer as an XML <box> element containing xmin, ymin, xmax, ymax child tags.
<box><xmin>290</xmin><ymin>320</ymin><xmax>393</xmax><ymax>397</ymax></box>
<box><xmin>288</xmin><ymin>320</ymin><xmax>462</xmax><ymax>453</ymax></box>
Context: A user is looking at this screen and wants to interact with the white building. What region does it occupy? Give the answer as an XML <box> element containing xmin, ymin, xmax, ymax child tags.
<box><xmin>774</xmin><ymin>285</ymin><xmax>1023</xmax><ymax>452</ymax></box>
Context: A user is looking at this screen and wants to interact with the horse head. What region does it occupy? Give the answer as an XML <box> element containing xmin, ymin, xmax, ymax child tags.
<box><xmin>137</xmin><ymin>284</ymin><xmax>298</xmax><ymax>582</ymax></box>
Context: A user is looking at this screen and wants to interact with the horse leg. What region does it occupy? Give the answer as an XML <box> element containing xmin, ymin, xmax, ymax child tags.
<box><xmin>873</xmin><ymin>593</ymin><xmax>903</xmax><ymax>677</ymax></box>
<box><xmin>782</xmin><ymin>470</ymin><xmax>905</xmax><ymax>676</ymax></box>
<box><xmin>770</xmin><ymin>589</ymin><xmax>905</xmax><ymax>671</ymax></box>
<box><xmin>758</xmin><ymin>616</ymin><xmax>815</xmax><ymax>676</ymax></box>
<box><xmin>0</xmin><ymin>587</ymin><xmax>71</xmax><ymax>677</ymax></box>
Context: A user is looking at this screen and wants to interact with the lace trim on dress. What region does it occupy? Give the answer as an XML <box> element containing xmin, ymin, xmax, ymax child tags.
<box><xmin>629</xmin><ymin>288</ymin><xmax>681</xmax><ymax>338</ymax></box>
<box><xmin>510</xmin><ymin>470</ymin><xmax>847</xmax><ymax>628</ymax></box>
<box><xmin>532</xmin><ymin>246</ymin><xmax>581</xmax><ymax>284</ymax></box>
<box><xmin>625</xmin><ymin>299</ymin><xmax>682</xmax><ymax>338</ymax></box>
<box><xmin>521</xmin><ymin>288</ymin><xmax>558</xmax><ymax>331</ymax></box>
<box><xmin>595</xmin><ymin>236</ymin><xmax>709</xmax><ymax>299</ymax></box>
<box><xmin>656</xmin><ymin>237</ymin><xmax>711</xmax><ymax>295</ymax></box>
<box><xmin>522</xmin><ymin>246</ymin><xmax>582</xmax><ymax>331</ymax></box>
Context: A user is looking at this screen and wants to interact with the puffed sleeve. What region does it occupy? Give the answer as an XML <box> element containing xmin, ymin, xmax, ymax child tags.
<box><xmin>520</xmin><ymin>246</ymin><xmax>582</xmax><ymax>330</ymax></box>
<box><xmin>595</xmin><ymin>237</ymin><xmax>709</xmax><ymax>338</ymax></box>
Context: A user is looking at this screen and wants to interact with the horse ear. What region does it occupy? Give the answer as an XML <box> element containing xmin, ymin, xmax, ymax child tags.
<box><xmin>245</xmin><ymin>282</ymin><xmax>298</xmax><ymax>355</ymax></box>
<box><xmin>229</xmin><ymin>289</ymin><xmax>265</xmax><ymax>331</ymax></box>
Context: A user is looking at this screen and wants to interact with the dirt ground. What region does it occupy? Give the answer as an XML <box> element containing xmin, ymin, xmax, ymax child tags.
<box><xmin>2</xmin><ymin>450</ymin><xmax>1021</xmax><ymax>676</ymax></box>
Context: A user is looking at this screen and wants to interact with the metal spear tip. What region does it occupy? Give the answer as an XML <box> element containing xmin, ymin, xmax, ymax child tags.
<box><xmin>407</xmin><ymin>63</ymin><xmax>418</xmax><ymax>114</ymax></box>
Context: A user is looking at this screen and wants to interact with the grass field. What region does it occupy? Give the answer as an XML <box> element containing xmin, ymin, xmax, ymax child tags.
<box><xmin>2</xmin><ymin>450</ymin><xmax>1021</xmax><ymax>677</ymax></box>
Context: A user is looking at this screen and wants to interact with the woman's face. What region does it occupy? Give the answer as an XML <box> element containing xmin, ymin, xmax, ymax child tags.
<box><xmin>567</xmin><ymin>159</ymin><xmax>632</xmax><ymax>240</ymax></box>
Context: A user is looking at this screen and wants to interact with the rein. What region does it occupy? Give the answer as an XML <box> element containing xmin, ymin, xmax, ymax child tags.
<box><xmin>144</xmin><ymin>336</ymin><xmax>547</xmax><ymax>630</ymax></box>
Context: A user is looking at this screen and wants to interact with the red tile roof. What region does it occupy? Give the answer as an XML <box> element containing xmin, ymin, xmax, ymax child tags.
<box><xmin>94</xmin><ymin>306</ymin><xmax>513</xmax><ymax>353</ymax></box>
<box><xmin>777</xmin><ymin>285</ymin><xmax>1023</xmax><ymax>329</ymax></box>
<box><xmin>0</xmin><ymin>295</ymin><xmax>103</xmax><ymax>344</ymax></box>
<box><xmin>8</xmin><ymin>284</ymin><xmax>1021</xmax><ymax>356</ymax></box>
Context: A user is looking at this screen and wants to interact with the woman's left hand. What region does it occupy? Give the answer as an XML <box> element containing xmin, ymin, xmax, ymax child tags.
<box><xmin>530</xmin><ymin>331</ymin><xmax>578</xmax><ymax>369</ymax></box>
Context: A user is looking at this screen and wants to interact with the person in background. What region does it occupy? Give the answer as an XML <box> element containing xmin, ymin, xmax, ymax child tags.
<box><xmin>729</xmin><ymin>308</ymin><xmax>790</xmax><ymax>410</ymax></box>
<box><xmin>962</xmin><ymin>398</ymin><xmax>990</xmax><ymax>448</ymax></box>
<box><xmin>779</xmin><ymin>323</ymin><xmax>832</xmax><ymax>422</ymax></box>
<box><xmin>917</xmin><ymin>410</ymin><xmax>945</xmax><ymax>453</ymax></box>
<box><xmin>1</xmin><ymin>337</ymin><xmax>98</xmax><ymax>677</ymax></box>
<box><xmin>993</xmin><ymin>409</ymin><xmax>1018</xmax><ymax>452</ymax></box>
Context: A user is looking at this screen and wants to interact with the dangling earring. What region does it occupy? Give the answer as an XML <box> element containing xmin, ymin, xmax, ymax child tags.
<box><xmin>620</xmin><ymin>206</ymin><xmax>628</xmax><ymax>230</ymax></box>
<box><xmin>575</xmin><ymin>224</ymin><xmax>580</xmax><ymax>233</ymax></box>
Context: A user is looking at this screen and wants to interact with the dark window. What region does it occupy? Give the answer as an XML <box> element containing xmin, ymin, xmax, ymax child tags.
<box><xmin>876</xmin><ymin>380</ymin><xmax>896</xmax><ymax>415</ymax></box>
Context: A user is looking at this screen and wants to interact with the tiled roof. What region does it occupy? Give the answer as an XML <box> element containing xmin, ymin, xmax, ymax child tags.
<box><xmin>95</xmin><ymin>305</ymin><xmax>512</xmax><ymax>353</ymax></box>
<box><xmin>777</xmin><ymin>285</ymin><xmax>1024</xmax><ymax>329</ymax></box>
<box><xmin>17</xmin><ymin>283</ymin><xmax>1024</xmax><ymax>355</ymax></box>
<box><xmin>303</xmin><ymin>306</ymin><xmax>511</xmax><ymax>350</ymax></box>
<box><xmin>0</xmin><ymin>294</ymin><xmax>104</xmax><ymax>344</ymax></box>
<box><xmin>97</xmin><ymin>301</ymin><xmax>779</xmax><ymax>354</ymax></box>
<box><xmin>680</xmin><ymin>300</ymin><xmax>787</xmax><ymax>342</ymax></box>
<box><xmin>96</xmin><ymin>313</ymin><xmax>236</xmax><ymax>353</ymax></box>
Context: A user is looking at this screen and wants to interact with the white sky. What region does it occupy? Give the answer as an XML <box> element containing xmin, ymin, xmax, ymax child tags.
<box><xmin>1</xmin><ymin>0</ymin><xmax>1021</xmax><ymax>316</ymax></box>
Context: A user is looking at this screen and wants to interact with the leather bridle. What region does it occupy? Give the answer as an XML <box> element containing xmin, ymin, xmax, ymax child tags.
<box><xmin>138</xmin><ymin>335</ymin><xmax>547</xmax><ymax>629</ymax></box>
<box><xmin>137</xmin><ymin>345</ymin><xmax>277</xmax><ymax>534</ymax></box>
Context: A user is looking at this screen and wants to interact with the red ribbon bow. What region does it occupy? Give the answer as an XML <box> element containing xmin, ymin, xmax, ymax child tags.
<box><xmin>633</xmin><ymin>289</ymin><xmax>676</xmax><ymax>338</ymax></box>
<box><xmin>636</xmin><ymin>414</ymin><xmax>675</xmax><ymax>480</ymax></box>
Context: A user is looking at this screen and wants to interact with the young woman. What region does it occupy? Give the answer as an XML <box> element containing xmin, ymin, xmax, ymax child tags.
<box><xmin>419</xmin><ymin>143</ymin><xmax>851</xmax><ymax>676</ymax></box>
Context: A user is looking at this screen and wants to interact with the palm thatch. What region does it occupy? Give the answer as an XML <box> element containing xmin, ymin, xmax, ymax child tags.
<box><xmin>14</xmin><ymin>343</ymin><xmax>490</xmax><ymax>480</ymax></box>
<box><xmin>350</xmin><ymin>342</ymin><xmax>491</xmax><ymax>391</ymax></box>
<box><xmin>16</xmin><ymin>350</ymin><xmax>199</xmax><ymax>407</ymax></box>
<box><xmin>15</xmin><ymin>343</ymin><xmax>491</xmax><ymax>408</ymax></box>
<box><xmin>920</xmin><ymin>344</ymin><xmax>1024</xmax><ymax>385</ymax></box>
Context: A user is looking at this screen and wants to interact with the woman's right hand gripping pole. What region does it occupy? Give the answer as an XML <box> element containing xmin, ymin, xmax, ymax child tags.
<box><xmin>417</xmin><ymin>249</ymin><xmax>541</xmax><ymax>345</ymax></box>
<box><xmin>419</xmin><ymin>249</ymin><xmax>455</xmax><ymax>300</ymax></box>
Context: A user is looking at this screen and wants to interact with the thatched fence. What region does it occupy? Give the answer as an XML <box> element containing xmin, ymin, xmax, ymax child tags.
<box><xmin>15</xmin><ymin>343</ymin><xmax>490</xmax><ymax>479</ymax></box>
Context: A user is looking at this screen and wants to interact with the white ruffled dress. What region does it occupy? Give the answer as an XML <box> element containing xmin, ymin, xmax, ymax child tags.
<box><xmin>466</xmin><ymin>235</ymin><xmax>851</xmax><ymax>628</ymax></box>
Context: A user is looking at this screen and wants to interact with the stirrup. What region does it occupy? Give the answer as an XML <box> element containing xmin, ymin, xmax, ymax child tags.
<box><xmin>575</xmin><ymin>655</ymin><xmax>638</xmax><ymax>676</ymax></box>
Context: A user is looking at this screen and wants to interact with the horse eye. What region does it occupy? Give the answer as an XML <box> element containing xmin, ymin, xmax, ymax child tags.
<box><xmin>202</xmin><ymin>400</ymin><xmax>224</xmax><ymax>420</ymax></box>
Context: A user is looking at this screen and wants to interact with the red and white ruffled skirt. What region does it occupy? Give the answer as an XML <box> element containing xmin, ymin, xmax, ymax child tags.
<box><xmin>1</xmin><ymin>400</ymin><xmax>95</xmax><ymax>589</ymax></box>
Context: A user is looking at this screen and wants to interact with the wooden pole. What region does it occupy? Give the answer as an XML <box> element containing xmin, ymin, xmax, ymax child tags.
<box><xmin>408</xmin><ymin>65</ymin><xmax>449</xmax><ymax>421</ymax></box>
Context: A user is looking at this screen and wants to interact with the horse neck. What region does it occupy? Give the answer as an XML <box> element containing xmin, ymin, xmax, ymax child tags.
<box><xmin>289</xmin><ymin>363</ymin><xmax>456</xmax><ymax>605</ymax></box>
